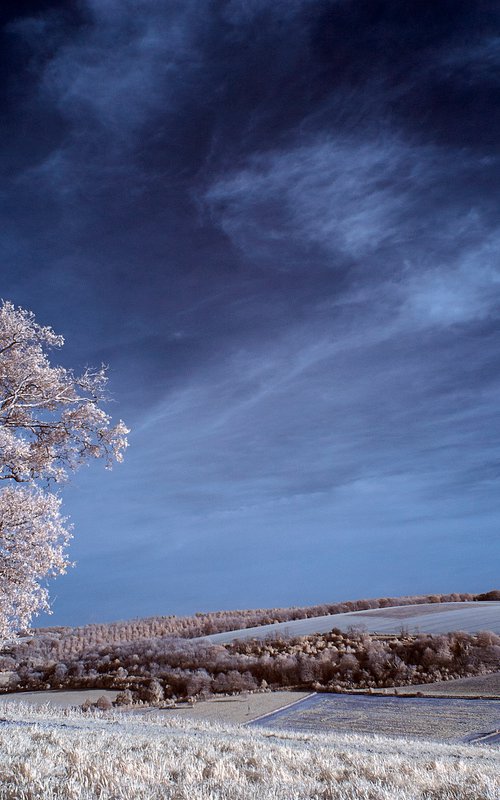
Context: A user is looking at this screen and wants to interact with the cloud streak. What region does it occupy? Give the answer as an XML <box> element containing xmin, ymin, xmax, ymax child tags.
<box><xmin>206</xmin><ymin>133</ymin><xmax>500</xmax><ymax>328</ymax></box>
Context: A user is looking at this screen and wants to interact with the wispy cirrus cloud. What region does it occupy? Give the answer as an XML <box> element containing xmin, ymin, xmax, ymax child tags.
<box><xmin>8</xmin><ymin>0</ymin><xmax>208</xmax><ymax>210</ymax></box>
<box><xmin>205</xmin><ymin>134</ymin><xmax>500</xmax><ymax>328</ymax></box>
<box><xmin>15</xmin><ymin>0</ymin><xmax>201</xmax><ymax>140</ymax></box>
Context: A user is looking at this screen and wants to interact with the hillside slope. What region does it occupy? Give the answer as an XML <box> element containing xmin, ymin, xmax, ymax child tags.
<box><xmin>196</xmin><ymin>601</ymin><xmax>500</xmax><ymax>643</ymax></box>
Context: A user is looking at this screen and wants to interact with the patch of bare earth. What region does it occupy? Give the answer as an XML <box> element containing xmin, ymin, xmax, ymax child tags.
<box><xmin>0</xmin><ymin>689</ymin><xmax>312</xmax><ymax>724</ymax></box>
<box><xmin>167</xmin><ymin>691</ymin><xmax>312</xmax><ymax>724</ymax></box>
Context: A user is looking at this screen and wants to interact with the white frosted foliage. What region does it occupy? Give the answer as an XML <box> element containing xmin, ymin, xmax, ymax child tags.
<box><xmin>0</xmin><ymin>301</ymin><xmax>128</xmax><ymax>640</ymax></box>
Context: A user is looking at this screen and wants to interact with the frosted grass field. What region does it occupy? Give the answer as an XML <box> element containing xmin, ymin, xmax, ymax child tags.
<box><xmin>0</xmin><ymin>702</ymin><xmax>499</xmax><ymax>800</ymax></box>
<box><xmin>198</xmin><ymin>601</ymin><xmax>500</xmax><ymax>643</ymax></box>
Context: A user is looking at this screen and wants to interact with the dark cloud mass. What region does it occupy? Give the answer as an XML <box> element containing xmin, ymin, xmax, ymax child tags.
<box><xmin>1</xmin><ymin>0</ymin><xmax>499</xmax><ymax>623</ymax></box>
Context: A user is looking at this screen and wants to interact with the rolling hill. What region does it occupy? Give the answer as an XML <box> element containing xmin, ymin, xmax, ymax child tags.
<box><xmin>196</xmin><ymin>601</ymin><xmax>500</xmax><ymax>644</ymax></box>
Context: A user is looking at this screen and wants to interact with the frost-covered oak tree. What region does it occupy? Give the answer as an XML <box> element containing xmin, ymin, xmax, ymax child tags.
<box><xmin>0</xmin><ymin>301</ymin><xmax>128</xmax><ymax>640</ymax></box>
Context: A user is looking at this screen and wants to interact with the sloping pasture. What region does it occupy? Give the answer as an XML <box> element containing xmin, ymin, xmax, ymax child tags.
<box><xmin>197</xmin><ymin>601</ymin><xmax>500</xmax><ymax>643</ymax></box>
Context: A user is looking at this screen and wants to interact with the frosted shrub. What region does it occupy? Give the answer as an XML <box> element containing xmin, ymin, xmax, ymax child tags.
<box><xmin>114</xmin><ymin>688</ymin><xmax>134</xmax><ymax>706</ymax></box>
<box><xmin>140</xmin><ymin>678</ymin><xmax>164</xmax><ymax>704</ymax></box>
<box><xmin>95</xmin><ymin>695</ymin><xmax>113</xmax><ymax>711</ymax></box>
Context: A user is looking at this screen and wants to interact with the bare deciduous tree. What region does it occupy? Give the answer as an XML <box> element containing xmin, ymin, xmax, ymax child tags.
<box><xmin>0</xmin><ymin>301</ymin><xmax>128</xmax><ymax>640</ymax></box>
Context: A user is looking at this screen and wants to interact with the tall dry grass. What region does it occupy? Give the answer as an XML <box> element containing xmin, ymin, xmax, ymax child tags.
<box><xmin>0</xmin><ymin>702</ymin><xmax>497</xmax><ymax>799</ymax></box>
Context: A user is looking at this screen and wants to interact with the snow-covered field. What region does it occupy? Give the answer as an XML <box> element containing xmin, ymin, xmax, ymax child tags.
<box><xmin>0</xmin><ymin>702</ymin><xmax>498</xmax><ymax>800</ymax></box>
<box><xmin>197</xmin><ymin>601</ymin><xmax>500</xmax><ymax>643</ymax></box>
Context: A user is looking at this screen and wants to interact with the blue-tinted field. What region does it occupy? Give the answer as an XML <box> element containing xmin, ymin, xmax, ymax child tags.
<box><xmin>251</xmin><ymin>693</ymin><xmax>500</xmax><ymax>743</ymax></box>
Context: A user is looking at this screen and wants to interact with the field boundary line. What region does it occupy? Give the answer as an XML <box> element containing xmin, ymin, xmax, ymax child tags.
<box><xmin>246</xmin><ymin>692</ymin><xmax>316</xmax><ymax>725</ymax></box>
<box><xmin>343</xmin><ymin>690</ymin><xmax>500</xmax><ymax>701</ymax></box>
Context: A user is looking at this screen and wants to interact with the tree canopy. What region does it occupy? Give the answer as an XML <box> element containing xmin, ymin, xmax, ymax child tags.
<box><xmin>0</xmin><ymin>301</ymin><xmax>128</xmax><ymax>640</ymax></box>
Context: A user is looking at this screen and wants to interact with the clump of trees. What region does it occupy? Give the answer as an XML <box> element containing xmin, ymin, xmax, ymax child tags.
<box><xmin>2</xmin><ymin>626</ymin><xmax>499</xmax><ymax>705</ymax></box>
<box><xmin>475</xmin><ymin>590</ymin><xmax>500</xmax><ymax>601</ymax></box>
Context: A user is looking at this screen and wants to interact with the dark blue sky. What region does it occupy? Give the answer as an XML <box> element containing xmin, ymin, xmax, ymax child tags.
<box><xmin>1</xmin><ymin>1</ymin><xmax>499</xmax><ymax>625</ymax></box>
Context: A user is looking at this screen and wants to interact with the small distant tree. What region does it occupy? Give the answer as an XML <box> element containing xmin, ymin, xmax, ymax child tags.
<box><xmin>95</xmin><ymin>695</ymin><xmax>113</xmax><ymax>711</ymax></box>
<box><xmin>0</xmin><ymin>301</ymin><xmax>128</xmax><ymax>641</ymax></box>
<box><xmin>114</xmin><ymin>688</ymin><xmax>134</xmax><ymax>706</ymax></box>
<box><xmin>141</xmin><ymin>678</ymin><xmax>164</xmax><ymax>704</ymax></box>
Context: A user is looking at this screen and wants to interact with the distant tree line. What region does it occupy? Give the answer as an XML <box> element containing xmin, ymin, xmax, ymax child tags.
<box><xmin>474</xmin><ymin>590</ymin><xmax>500</xmax><ymax>601</ymax></box>
<box><xmin>16</xmin><ymin>590</ymin><xmax>479</xmax><ymax>663</ymax></box>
